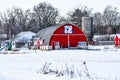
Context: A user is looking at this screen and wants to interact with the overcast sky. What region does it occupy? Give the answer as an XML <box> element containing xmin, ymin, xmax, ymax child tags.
<box><xmin>0</xmin><ymin>0</ymin><xmax>119</xmax><ymax>16</ymax></box>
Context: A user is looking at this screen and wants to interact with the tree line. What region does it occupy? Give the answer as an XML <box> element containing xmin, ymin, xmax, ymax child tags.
<box><xmin>0</xmin><ymin>2</ymin><xmax>120</xmax><ymax>38</ymax></box>
<box><xmin>93</xmin><ymin>6</ymin><xmax>120</xmax><ymax>35</ymax></box>
<box><xmin>0</xmin><ymin>2</ymin><xmax>59</xmax><ymax>38</ymax></box>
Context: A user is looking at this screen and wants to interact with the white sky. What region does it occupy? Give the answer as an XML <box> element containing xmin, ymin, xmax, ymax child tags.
<box><xmin>0</xmin><ymin>0</ymin><xmax>120</xmax><ymax>16</ymax></box>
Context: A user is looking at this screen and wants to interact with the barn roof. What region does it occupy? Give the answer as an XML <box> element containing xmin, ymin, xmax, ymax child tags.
<box><xmin>35</xmin><ymin>24</ymin><xmax>61</xmax><ymax>45</ymax></box>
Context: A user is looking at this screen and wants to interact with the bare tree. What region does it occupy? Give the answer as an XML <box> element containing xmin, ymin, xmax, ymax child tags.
<box><xmin>57</xmin><ymin>16</ymin><xmax>69</xmax><ymax>24</ymax></box>
<box><xmin>0</xmin><ymin>13</ymin><xmax>9</xmax><ymax>35</ymax></box>
<box><xmin>93</xmin><ymin>6</ymin><xmax>120</xmax><ymax>35</ymax></box>
<box><xmin>0</xmin><ymin>7</ymin><xmax>31</xmax><ymax>35</ymax></box>
<box><xmin>93</xmin><ymin>12</ymin><xmax>103</xmax><ymax>27</ymax></box>
<box><xmin>102</xmin><ymin>6</ymin><xmax>119</xmax><ymax>34</ymax></box>
<box><xmin>67</xmin><ymin>6</ymin><xmax>92</xmax><ymax>28</ymax></box>
<box><xmin>102</xmin><ymin>6</ymin><xmax>119</xmax><ymax>26</ymax></box>
<box><xmin>33</xmin><ymin>2</ymin><xmax>59</xmax><ymax>30</ymax></box>
<box><xmin>93</xmin><ymin>12</ymin><xmax>104</xmax><ymax>34</ymax></box>
<box><xmin>27</xmin><ymin>18</ymin><xmax>38</xmax><ymax>32</ymax></box>
<box><xmin>18</xmin><ymin>9</ymin><xmax>31</xmax><ymax>31</ymax></box>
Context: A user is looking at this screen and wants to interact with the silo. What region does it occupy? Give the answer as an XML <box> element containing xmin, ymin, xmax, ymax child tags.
<box><xmin>82</xmin><ymin>17</ymin><xmax>93</xmax><ymax>43</ymax></box>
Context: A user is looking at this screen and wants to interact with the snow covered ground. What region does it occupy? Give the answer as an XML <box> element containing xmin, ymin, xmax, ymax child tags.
<box><xmin>0</xmin><ymin>45</ymin><xmax>120</xmax><ymax>80</ymax></box>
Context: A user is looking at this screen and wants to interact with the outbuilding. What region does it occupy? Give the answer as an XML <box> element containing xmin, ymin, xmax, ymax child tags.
<box><xmin>114</xmin><ymin>34</ymin><xmax>120</xmax><ymax>47</ymax></box>
<box><xmin>14</xmin><ymin>31</ymin><xmax>36</xmax><ymax>48</ymax></box>
<box><xmin>35</xmin><ymin>23</ymin><xmax>88</xmax><ymax>49</ymax></box>
<box><xmin>14</xmin><ymin>31</ymin><xmax>36</xmax><ymax>43</ymax></box>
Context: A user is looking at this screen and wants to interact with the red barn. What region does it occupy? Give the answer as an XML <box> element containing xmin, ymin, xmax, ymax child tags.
<box><xmin>36</xmin><ymin>23</ymin><xmax>88</xmax><ymax>49</ymax></box>
<box><xmin>114</xmin><ymin>34</ymin><xmax>120</xmax><ymax>47</ymax></box>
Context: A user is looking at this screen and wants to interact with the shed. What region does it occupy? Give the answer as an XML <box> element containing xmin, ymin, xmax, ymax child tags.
<box><xmin>35</xmin><ymin>23</ymin><xmax>88</xmax><ymax>49</ymax></box>
<box><xmin>114</xmin><ymin>34</ymin><xmax>120</xmax><ymax>47</ymax></box>
<box><xmin>14</xmin><ymin>31</ymin><xmax>36</xmax><ymax>42</ymax></box>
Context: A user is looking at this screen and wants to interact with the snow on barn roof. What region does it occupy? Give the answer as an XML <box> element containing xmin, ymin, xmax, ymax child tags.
<box><xmin>14</xmin><ymin>31</ymin><xmax>36</xmax><ymax>42</ymax></box>
<box><xmin>35</xmin><ymin>24</ymin><xmax>61</xmax><ymax>45</ymax></box>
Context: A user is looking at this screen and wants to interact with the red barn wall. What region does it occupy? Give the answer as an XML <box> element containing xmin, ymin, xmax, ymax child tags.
<box><xmin>49</xmin><ymin>23</ymin><xmax>88</xmax><ymax>48</ymax></box>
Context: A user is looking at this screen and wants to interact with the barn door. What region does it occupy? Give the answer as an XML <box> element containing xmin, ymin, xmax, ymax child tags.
<box><xmin>51</xmin><ymin>41</ymin><xmax>55</xmax><ymax>49</ymax></box>
<box><xmin>69</xmin><ymin>35</ymin><xmax>78</xmax><ymax>47</ymax></box>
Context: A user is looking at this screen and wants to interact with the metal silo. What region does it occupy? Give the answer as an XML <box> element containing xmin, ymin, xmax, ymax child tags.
<box><xmin>82</xmin><ymin>17</ymin><xmax>93</xmax><ymax>43</ymax></box>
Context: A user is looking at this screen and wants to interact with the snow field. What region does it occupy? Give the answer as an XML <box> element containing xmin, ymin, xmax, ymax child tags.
<box><xmin>0</xmin><ymin>45</ymin><xmax>120</xmax><ymax>80</ymax></box>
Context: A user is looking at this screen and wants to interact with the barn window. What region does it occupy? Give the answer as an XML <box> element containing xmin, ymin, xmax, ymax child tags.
<box><xmin>55</xmin><ymin>42</ymin><xmax>60</xmax><ymax>46</ymax></box>
<box><xmin>78</xmin><ymin>42</ymin><xmax>87</xmax><ymax>46</ymax></box>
